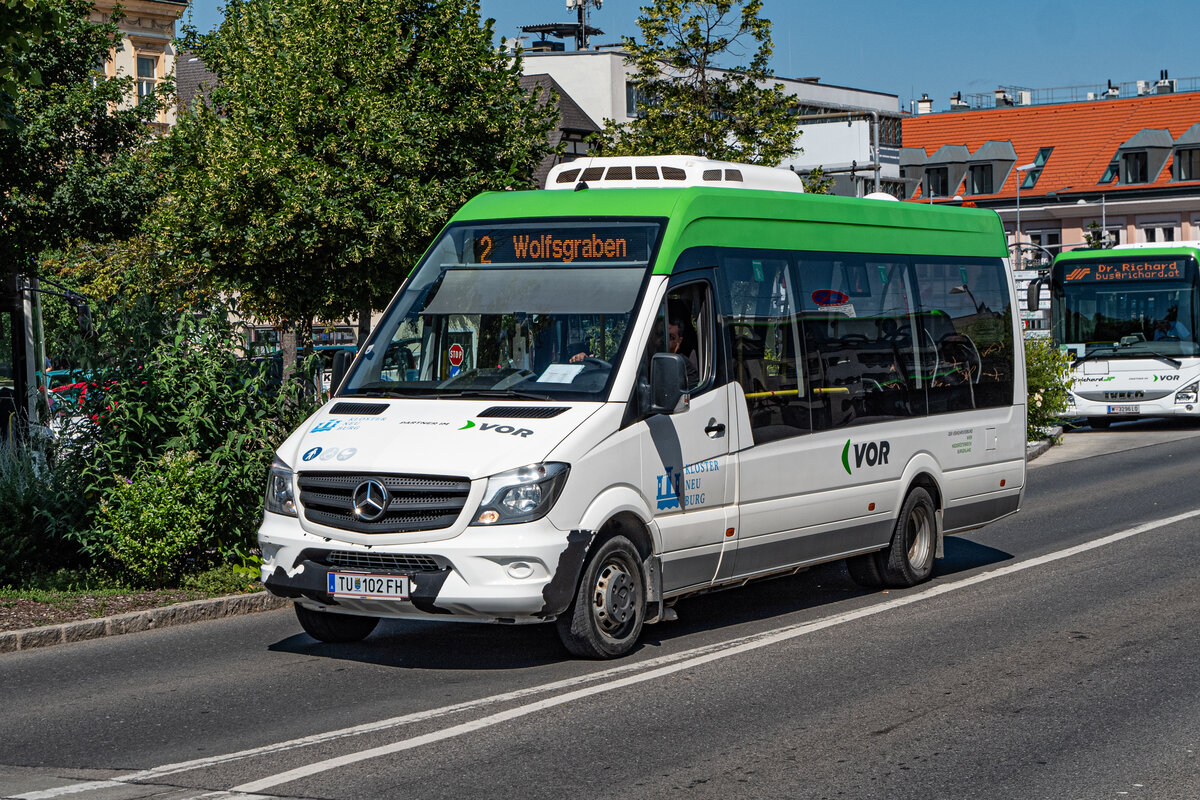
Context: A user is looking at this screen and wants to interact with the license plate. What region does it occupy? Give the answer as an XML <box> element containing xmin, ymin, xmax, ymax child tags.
<box><xmin>1107</xmin><ymin>405</ymin><xmax>1139</xmax><ymax>414</ymax></box>
<box><xmin>327</xmin><ymin>572</ymin><xmax>410</xmax><ymax>599</ymax></box>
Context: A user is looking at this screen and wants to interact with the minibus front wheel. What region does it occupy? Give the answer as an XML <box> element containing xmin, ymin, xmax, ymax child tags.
<box><xmin>556</xmin><ymin>535</ymin><xmax>646</xmax><ymax>659</ymax></box>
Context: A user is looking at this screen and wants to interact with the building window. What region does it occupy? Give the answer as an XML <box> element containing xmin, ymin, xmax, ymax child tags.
<box><xmin>925</xmin><ymin>167</ymin><xmax>948</xmax><ymax>198</ymax></box>
<box><xmin>1099</xmin><ymin>159</ymin><xmax>1119</xmax><ymax>184</ymax></box>
<box><xmin>1019</xmin><ymin>147</ymin><xmax>1053</xmax><ymax>189</ymax></box>
<box><xmin>1178</xmin><ymin>148</ymin><xmax>1200</xmax><ymax>181</ymax></box>
<box><xmin>1140</xmin><ymin>222</ymin><xmax>1179</xmax><ymax>243</ymax></box>
<box><xmin>968</xmin><ymin>164</ymin><xmax>993</xmax><ymax>194</ymax></box>
<box><xmin>136</xmin><ymin>54</ymin><xmax>158</xmax><ymax>105</ymax></box>
<box><xmin>1123</xmin><ymin>151</ymin><xmax>1149</xmax><ymax>184</ymax></box>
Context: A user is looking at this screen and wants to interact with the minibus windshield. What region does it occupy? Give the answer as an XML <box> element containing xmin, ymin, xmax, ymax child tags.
<box><xmin>341</xmin><ymin>219</ymin><xmax>663</xmax><ymax>401</ymax></box>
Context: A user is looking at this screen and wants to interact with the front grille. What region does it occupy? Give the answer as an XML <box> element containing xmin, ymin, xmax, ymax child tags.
<box><xmin>1077</xmin><ymin>389</ymin><xmax>1170</xmax><ymax>402</ymax></box>
<box><xmin>324</xmin><ymin>551</ymin><xmax>443</xmax><ymax>572</ymax></box>
<box><xmin>298</xmin><ymin>471</ymin><xmax>471</xmax><ymax>533</ymax></box>
<box><xmin>477</xmin><ymin>406</ymin><xmax>569</xmax><ymax>418</ymax></box>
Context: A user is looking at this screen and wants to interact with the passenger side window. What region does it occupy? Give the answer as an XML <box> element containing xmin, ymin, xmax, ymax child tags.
<box><xmin>723</xmin><ymin>254</ymin><xmax>809</xmax><ymax>442</ymax></box>
<box><xmin>911</xmin><ymin>258</ymin><xmax>1014</xmax><ymax>410</ymax></box>
<box><xmin>795</xmin><ymin>253</ymin><xmax>925</xmax><ymax>428</ymax></box>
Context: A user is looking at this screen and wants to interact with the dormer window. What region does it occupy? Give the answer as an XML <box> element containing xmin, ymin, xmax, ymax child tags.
<box><xmin>1123</xmin><ymin>151</ymin><xmax>1149</xmax><ymax>183</ymax></box>
<box><xmin>925</xmin><ymin>167</ymin><xmax>949</xmax><ymax>198</ymax></box>
<box><xmin>1115</xmin><ymin>129</ymin><xmax>1172</xmax><ymax>185</ymax></box>
<box><xmin>1178</xmin><ymin>148</ymin><xmax>1200</xmax><ymax>181</ymax></box>
<box><xmin>968</xmin><ymin>164</ymin><xmax>993</xmax><ymax>194</ymax></box>
<box><xmin>1172</xmin><ymin>125</ymin><xmax>1200</xmax><ymax>182</ymax></box>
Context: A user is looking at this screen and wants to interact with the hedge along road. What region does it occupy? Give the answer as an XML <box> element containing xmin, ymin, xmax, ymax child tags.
<box><xmin>3</xmin><ymin>422</ymin><xmax>1200</xmax><ymax>800</ymax></box>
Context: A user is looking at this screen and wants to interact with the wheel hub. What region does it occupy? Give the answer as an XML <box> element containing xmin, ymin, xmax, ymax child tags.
<box><xmin>593</xmin><ymin>563</ymin><xmax>635</xmax><ymax>631</ymax></box>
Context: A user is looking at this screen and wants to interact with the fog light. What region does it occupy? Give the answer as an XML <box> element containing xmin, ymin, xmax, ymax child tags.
<box><xmin>506</xmin><ymin>562</ymin><xmax>535</xmax><ymax>579</ymax></box>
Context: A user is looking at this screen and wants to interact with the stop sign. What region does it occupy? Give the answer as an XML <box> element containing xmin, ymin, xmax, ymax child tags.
<box><xmin>448</xmin><ymin>343</ymin><xmax>465</xmax><ymax>367</ymax></box>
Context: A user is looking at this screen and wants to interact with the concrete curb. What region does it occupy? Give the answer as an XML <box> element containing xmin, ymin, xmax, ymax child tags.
<box><xmin>1026</xmin><ymin>425</ymin><xmax>1064</xmax><ymax>462</ymax></box>
<box><xmin>0</xmin><ymin>591</ymin><xmax>290</xmax><ymax>654</ymax></box>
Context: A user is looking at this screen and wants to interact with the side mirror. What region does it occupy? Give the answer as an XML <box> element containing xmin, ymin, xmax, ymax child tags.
<box><xmin>330</xmin><ymin>349</ymin><xmax>353</xmax><ymax>395</ymax></box>
<box><xmin>1026</xmin><ymin>277</ymin><xmax>1045</xmax><ymax>313</ymax></box>
<box><xmin>648</xmin><ymin>352</ymin><xmax>689</xmax><ymax>415</ymax></box>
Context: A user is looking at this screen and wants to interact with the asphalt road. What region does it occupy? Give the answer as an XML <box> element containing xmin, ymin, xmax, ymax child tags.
<box><xmin>3</xmin><ymin>419</ymin><xmax>1200</xmax><ymax>800</ymax></box>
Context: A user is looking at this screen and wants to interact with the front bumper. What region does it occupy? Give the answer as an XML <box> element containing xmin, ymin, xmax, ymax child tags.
<box><xmin>1064</xmin><ymin>394</ymin><xmax>1200</xmax><ymax>419</ymax></box>
<box><xmin>258</xmin><ymin>512</ymin><xmax>593</xmax><ymax>623</ymax></box>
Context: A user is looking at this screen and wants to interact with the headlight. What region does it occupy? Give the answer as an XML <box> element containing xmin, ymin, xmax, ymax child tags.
<box><xmin>1176</xmin><ymin>380</ymin><xmax>1199</xmax><ymax>404</ymax></box>
<box><xmin>264</xmin><ymin>458</ymin><xmax>297</xmax><ymax>517</ymax></box>
<box><xmin>472</xmin><ymin>462</ymin><xmax>569</xmax><ymax>525</ymax></box>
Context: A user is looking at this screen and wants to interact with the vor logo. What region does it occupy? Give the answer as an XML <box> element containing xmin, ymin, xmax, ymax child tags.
<box><xmin>841</xmin><ymin>439</ymin><xmax>891</xmax><ymax>475</ymax></box>
<box><xmin>458</xmin><ymin>420</ymin><xmax>534</xmax><ymax>438</ymax></box>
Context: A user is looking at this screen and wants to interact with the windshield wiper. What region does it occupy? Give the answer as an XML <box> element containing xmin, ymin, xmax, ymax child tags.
<box><xmin>1143</xmin><ymin>350</ymin><xmax>1183</xmax><ymax>369</ymax></box>
<box><xmin>450</xmin><ymin>389</ymin><xmax>554</xmax><ymax>401</ymax></box>
<box><xmin>1071</xmin><ymin>348</ymin><xmax>1182</xmax><ymax>369</ymax></box>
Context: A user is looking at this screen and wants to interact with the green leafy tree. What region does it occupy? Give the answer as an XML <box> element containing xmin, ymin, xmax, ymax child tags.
<box><xmin>0</xmin><ymin>0</ymin><xmax>67</xmax><ymax>127</ymax></box>
<box><xmin>593</xmin><ymin>0</ymin><xmax>798</xmax><ymax>164</ymax></box>
<box><xmin>0</xmin><ymin>0</ymin><xmax>164</xmax><ymax>272</ymax></box>
<box><xmin>166</xmin><ymin>0</ymin><xmax>557</xmax><ymax>362</ymax></box>
<box><xmin>802</xmin><ymin>165</ymin><xmax>834</xmax><ymax>194</ymax></box>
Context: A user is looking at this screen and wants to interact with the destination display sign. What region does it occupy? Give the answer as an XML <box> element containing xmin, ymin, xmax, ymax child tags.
<box><xmin>470</xmin><ymin>223</ymin><xmax>659</xmax><ymax>266</ymax></box>
<box><xmin>1061</xmin><ymin>258</ymin><xmax>1190</xmax><ymax>282</ymax></box>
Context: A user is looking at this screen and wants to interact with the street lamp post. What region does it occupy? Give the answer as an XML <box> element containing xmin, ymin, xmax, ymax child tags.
<box><xmin>1014</xmin><ymin>162</ymin><xmax>1037</xmax><ymax>266</ymax></box>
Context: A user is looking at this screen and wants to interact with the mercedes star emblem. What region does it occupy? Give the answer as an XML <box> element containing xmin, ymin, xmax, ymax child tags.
<box><xmin>352</xmin><ymin>479</ymin><xmax>389</xmax><ymax>522</ymax></box>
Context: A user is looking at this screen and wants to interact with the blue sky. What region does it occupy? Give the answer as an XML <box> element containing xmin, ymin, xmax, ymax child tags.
<box><xmin>182</xmin><ymin>0</ymin><xmax>1197</xmax><ymax>114</ymax></box>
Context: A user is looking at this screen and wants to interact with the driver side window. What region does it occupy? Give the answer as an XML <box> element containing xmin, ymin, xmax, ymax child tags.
<box><xmin>648</xmin><ymin>281</ymin><xmax>714</xmax><ymax>396</ymax></box>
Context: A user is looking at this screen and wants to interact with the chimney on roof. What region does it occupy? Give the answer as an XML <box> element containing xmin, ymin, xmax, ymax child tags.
<box><xmin>994</xmin><ymin>88</ymin><xmax>1013</xmax><ymax>107</ymax></box>
<box><xmin>1156</xmin><ymin>69</ymin><xmax>1176</xmax><ymax>94</ymax></box>
<box><xmin>1104</xmin><ymin>80</ymin><xmax>1119</xmax><ymax>99</ymax></box>
<box><xmin>949</xmin><ymin>91</ymin><xmax>968</xmax><ymax>111</ymax></box>
<box><xmin>917</xmin><ymin>93</ymin><xmax>933</xmax><ymax>114</ymax></box>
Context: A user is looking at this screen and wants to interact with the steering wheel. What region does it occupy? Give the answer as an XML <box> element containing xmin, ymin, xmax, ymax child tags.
<box><xmin>839</xmin><ymin>333</ymin><xmax>870</xmax><ymax>347</ymax></box>
<box><xmin>579</xmin><ymin>356</ymin><xmax>611</xmax><ymax>370</ymax></box>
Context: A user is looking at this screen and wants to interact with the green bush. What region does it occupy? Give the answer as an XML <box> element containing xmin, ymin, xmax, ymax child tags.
<box><xmin>45</xmin><ymin>296</ymin><xmax>321</xmax><ymax>582</ymax></box>
<box><xmin>96</xmin><ymin>451</ymin><xmax>218</xmax><ymax>587</ymax></box>
<box><xmin>0</xmin><ymin>435</ymin><xmax>59</xmax><ymax>582</ymax></box>
<box><xmin>1025</xmin><ymin>336</ymin><xmax>1074</xmax><ymax>440</ymax></box>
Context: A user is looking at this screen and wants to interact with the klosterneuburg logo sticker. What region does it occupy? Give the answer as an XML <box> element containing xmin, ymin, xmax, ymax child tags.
<box><xmin>841</xmin><ymin>439</ymin><xmax>891</xmax><ymax>475</ymax></box>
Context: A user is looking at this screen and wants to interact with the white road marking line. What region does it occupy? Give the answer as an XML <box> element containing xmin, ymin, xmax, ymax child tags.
<box><xmin>16</xmin><ymin>506</ymin><xmax>1200</xmax><ymax>800</ymax></box>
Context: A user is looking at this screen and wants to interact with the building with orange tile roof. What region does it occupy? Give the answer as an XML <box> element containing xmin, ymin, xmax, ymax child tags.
<box><xmin>902</xmin><ymin>88</ymin><xmax>1200</xmax><ymax>261</ymax></box>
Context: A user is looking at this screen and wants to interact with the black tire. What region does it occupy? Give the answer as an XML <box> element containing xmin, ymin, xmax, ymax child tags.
<box><xmin>1087</xmin><ymin>417</ymin><xmax>1111</xmax><ymax>429</ymax></box>
<box><xmin>556</xmin><ymin>535</ymin><xmax>646</xmax><ymax>659</ymax></box>
<box><xmin>845</xmin><ymin>552</ymin><xmax>885</xmax><ymax>588</ymax></box>
<box><xmin>294</xmin><ymin>603</ymin><xmax>379</xmax><ymax>643</ymax></box>
<box><xmin>878</xmin><ymin>487</ymin><xmax>937</xmax><ymax>588</ymax></box>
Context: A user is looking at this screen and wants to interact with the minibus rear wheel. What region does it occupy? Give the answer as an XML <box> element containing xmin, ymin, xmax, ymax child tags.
<box><xmin>556</xmin><ymin>535</ymin><xmax>646</xmax><ymax>659</ymax></box>
<box><xmin>294</xmin><ymin>603</ymin><xmax>379</xmax><ymax>643</ymax></box>
<box><xmin>879</xmin><ymin>486</ymin><xmax>936</xmax><ymax>588</ymax></box>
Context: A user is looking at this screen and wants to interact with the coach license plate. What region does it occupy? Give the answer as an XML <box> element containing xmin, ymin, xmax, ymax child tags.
<box><xmin>1107</xmin><ymin>404</ymin><xmax>1139</xmax><ymax>414</ymax></box>
<box><xmin>327</xmin><ymin>572</ymin><xmax>410</xmax><ymax>599</ymax></box>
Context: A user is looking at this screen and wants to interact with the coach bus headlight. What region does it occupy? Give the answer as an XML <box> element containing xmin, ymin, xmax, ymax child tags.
<box><xmin>1176</xmin><ymin>381</ymin><xmax>1199</xmax><ymax>404</ymax></box>
<box><xmin>264</xmin><ymin>458</ymin><xmax>298</xmax><ymax>517</ymax></box>
<box><xmin>473</xmin><ymin>463</ymin><xmax>570</xmax><ymax>525</ymax></box>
